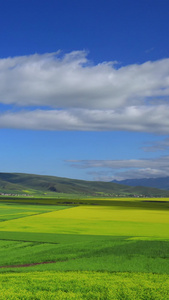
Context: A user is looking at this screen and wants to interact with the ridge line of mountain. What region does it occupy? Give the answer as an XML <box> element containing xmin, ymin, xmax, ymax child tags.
<box><xmin>0</xmin><ymin>172</ymin><xmax>169</xmax><ymax>197</ymax></box>
<box><xmin>112</xmin><ymin>176</ymin><xmax>169</xmax><ymax>191</ymax></box>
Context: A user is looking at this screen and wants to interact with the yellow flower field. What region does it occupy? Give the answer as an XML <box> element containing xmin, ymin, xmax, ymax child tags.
<box><xmin>0</xmin><ymin>271</ymin><xmax>169</xmax><ymax>300</ymax></box>
<box><xmin>0</xmin><ymin>205</ymin><xmax>169</xmax><ymax>238</ymax></box>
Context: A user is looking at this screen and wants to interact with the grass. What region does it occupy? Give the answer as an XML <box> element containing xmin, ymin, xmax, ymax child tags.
<box><xmin>0</xmin><ymin>199</ymin><xmax>169</xmax><ymax>298</ymax></box>
<box><xmin>0</xmin><ymin>203</ymin><xmax>72</xmax><ymax>222</ymax></box>
<box><xmin>0</xmin><ymin>237</ymin><xmax>169</xmax><ymax>275</ymax></box>
<box><xmin>1</xmin><ymin>196</ymin><xmax>169</xmax><ymax>210</ymax></box>
<box><xmin>0</xmin><ymin>202</ymin><xmax>169</xmax><ymax>274</ymax></box>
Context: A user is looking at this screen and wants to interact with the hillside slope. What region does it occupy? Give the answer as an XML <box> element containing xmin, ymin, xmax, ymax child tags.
<box><xmin>0</xmin><ymin>172</ymin><xmax>169</xmax><ymax>197</ymax></box>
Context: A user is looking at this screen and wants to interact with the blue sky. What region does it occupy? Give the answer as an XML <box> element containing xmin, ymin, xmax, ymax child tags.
<box><xmin>0</xmin><ymin>0</ymin><xmax>169</xmax><ymax>181</ymax></box>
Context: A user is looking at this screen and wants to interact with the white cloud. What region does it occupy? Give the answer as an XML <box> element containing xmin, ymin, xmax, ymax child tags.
<box><xmin>0</xmin><ymin>51</ymin><xmax>169</xmax><ymax>109</ymax></box>
<box><xmin>0</xmin><ymin>51</ymin><xmax>169</xmax><ymax>133</ymax></box>
<box><xmin>1</xmin><ymin>105</ymin><xmax>169</xmax><ymax>133</ymax></box>
<box><xmin>67</xmin><ymin>156</ymin><xmax>169</xmax><ymax>169</ymax></box>
<box><xmin>142</xmin><ymin>138</ymin><xmax>169</xmax><ymax>152</ymax></box>
<box><xmin>66</xmin><ymin>156</ymin><xmax>169</xmax><ymax>180</ymax></box>
<box><xmin>112</xmin><ymin>168</ymin><xmax>169</xmax><ymax>181</ymax></box>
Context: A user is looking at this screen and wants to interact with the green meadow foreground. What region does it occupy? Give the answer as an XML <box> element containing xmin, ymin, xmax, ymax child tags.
<box><xmin>0</xmin><ymin>198</ymin><xmax>169</xmax><ymax>299</ymax></box>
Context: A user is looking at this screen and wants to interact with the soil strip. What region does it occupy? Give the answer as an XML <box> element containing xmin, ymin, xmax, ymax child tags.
<box><xmin>0</xmin><ymin>261</ymin><xmax>59</xmax><ymax>269</ymax></box>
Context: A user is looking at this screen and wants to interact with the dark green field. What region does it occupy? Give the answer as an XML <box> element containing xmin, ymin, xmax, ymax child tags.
<box><xmin>0</xmin><ymin>235</ymin><xmax>169</xmax><ymax>275</ymax></box>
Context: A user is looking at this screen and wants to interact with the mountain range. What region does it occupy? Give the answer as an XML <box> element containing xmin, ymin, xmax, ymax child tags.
<box><xmin>112</xmin><ymin>177</ymin><xmax>169</xmax><ymax>190</ymax></box>
<box><xmin>0</xmin><ymin>172</ymin><xmax>169</xmax><ymax>197</ymax></box>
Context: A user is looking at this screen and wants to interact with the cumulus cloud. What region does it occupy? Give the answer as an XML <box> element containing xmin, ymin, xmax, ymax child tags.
<box><xmin>0</xmin><ymin>51</ymin><xmax>169</xmax><ymax>109</ymax></box>
<box><xmin>0</xmin><ymin>51</ymin><xmax>169</xmax><ymax>133</ymax></box>
<box><xmin>66</xmin><ymin>156</ymin><xmax>169</xmax><ymax>180</ymax></box>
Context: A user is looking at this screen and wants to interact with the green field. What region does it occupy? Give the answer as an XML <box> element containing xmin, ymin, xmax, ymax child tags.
<box><xmin>0</xmin><ymin>198</ymin><xmax>169</xmax><ymax>299</ymax></box>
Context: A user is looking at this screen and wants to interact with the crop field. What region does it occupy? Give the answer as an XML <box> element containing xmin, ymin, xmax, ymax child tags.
<box><xmin>0</xmin><ymin>198</ymin><xmax>169</xmax><ymax>299</ymax></box>
<box><xmin>0</xmin><ymin>271</ymin><xmax>169</xmax><ymax>300</ymax></box>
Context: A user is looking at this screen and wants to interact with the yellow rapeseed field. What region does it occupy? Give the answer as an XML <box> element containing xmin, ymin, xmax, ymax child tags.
<box><xmin>0</xmin><ymin>205</ymin><xmax>169</xmax><ymax>238</ymax></box>
<box><xmin>0</xmin><ymin>271</ymin><xmax>169</xmax><ymax>300</ymax></box>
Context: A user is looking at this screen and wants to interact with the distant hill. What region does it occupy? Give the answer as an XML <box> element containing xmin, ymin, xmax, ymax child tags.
<box><xmin>112</xmin><ymin>177</ymin><xmax>169</xmax><ymax>191</ymax></box>
<box><xmin>0</xmin><ymin>172</ymin><xmax>169</xmax><ymax>197</ymax></box>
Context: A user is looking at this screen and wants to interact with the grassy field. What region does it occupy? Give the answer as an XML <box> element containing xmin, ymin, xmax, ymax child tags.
<box><xmin>0</xmin><ymin>198</ymin><xmax>169</xmax><ymax>299</ymax></box>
